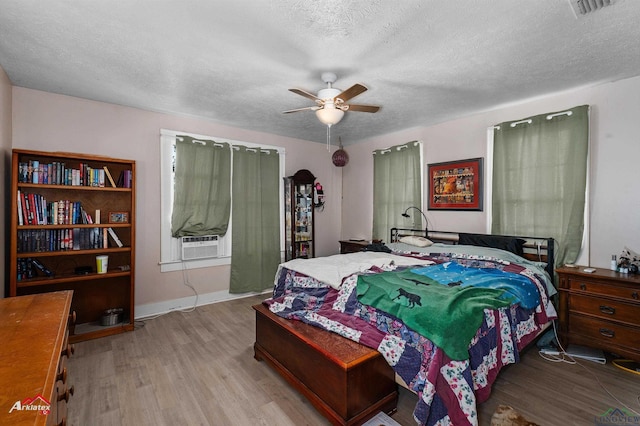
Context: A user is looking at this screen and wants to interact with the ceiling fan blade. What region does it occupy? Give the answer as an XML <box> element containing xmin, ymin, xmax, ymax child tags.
<box><xmin>345</xmin><ymin>104</ymin><xmax>380</xmax><ymax>113</ymax></box>
<box><xmin>282</xmin><ymin>106</ymin><xmax>319</xmax><ymax>114</ymax></box>
<box><xmin>289</xmin><ymin>88</ymin><xmax>319</xmax><ymax>101</ymax></box>
<box><xmin>335</xmin><ymin>83</ymin><xmax>367</xmax><ymax>102</ymax></box>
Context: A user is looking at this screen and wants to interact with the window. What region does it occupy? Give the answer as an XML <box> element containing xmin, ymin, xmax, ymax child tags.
<box><xmin>488</xmin><ymin>105</ymin><xmax>589</xmax><ymax>266</ymax></box>
<box><xmin>372</xmin><ymin>141</ymin><xmax>423</xmax><ymax>241</ymax></box>
<box><xmin>160</xmin><ymin>129</ymin><xmax>285</xmax><ymax>272</ymax></box>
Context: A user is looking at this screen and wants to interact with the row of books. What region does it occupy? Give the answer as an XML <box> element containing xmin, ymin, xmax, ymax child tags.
<box><xmin>17</xmin><ymin>258</ymin><xmax>53</xmax><ymax>281</ymax></box>
<box><xmin>17</xmin><ymin>227</ymin><xmax>123</xmax><ymax>253</ymax></box>
<box><xmin>17</xmin><ymin>160</ymin><xmax>132</xmax><ymax>188</ymax></box>
<box><xmin>17</xmin><ymin>190</ymin><xmax>98</xmax><ymax>226</ymax></box>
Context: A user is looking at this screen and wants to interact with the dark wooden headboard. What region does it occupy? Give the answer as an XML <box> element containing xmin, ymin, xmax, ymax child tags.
<box><xmin>390</xmin><ymin>227</ymin><xmax>556</xmax><ymax>285</ymax></box>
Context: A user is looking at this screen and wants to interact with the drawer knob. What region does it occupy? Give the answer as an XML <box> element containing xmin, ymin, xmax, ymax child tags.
<box><xmin>579</xmin><ymin>284</ymin><xmax>586</xmax><ymax>290</ymax></box>
<box><xmin>57</xmin><ymin>385</ymin><xmax>75</xmax><ymax>403</ymax></box>
<box><xmin>633</xmin><ymin>292</ymin><xmax>639</xmax><ymax>300</ymax></box>
<box><xmin>599</xmin><ymin>328</ymin><xmax>615</xmax><ymax>338</ymax></box>
<box><xmin>599</xmin><ymin>305</ymin><xmax>616</xmax><ymax>315</ymax></box>
<box><xmin>56</xmin><ymin>367</ymin><xmax>67</xmax><ymax>384</ymax></box>
<box><xmin>61</xmin><ymin>343</ymin><xmax>75</xmax><ymax>358</ymax></box>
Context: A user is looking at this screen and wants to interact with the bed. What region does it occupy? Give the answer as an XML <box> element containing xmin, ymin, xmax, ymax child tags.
<box><xmin>255</xmin><ymin>229</ymin><xmax>557</xmax><ymax>426</ymax></box>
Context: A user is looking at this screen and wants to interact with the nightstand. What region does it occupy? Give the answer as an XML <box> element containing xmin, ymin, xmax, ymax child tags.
<box><xmin>556</xmin><ymin>266</ymin><xmax>640</xmax><ymax>361</ymax></box>
<box><xmin>339</xmin><ymin>240</ymin><xmax>370</xmax><ymax>254</ymax></box>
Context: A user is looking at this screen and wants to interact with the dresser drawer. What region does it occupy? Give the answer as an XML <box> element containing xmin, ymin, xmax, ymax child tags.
<box><xmin>569</xmin><ymin>294</ymin><xmax>640</xmax><ymax>326</ymax></box>
<box><xmin>568</xmin><ymin>278</ymin><xmax>640</xmax><ymax>302</ymax></box>
<box><xmin>569</xmin><ymin>314</ymin><xmax>640</xmax><ymax>350</ymax></box>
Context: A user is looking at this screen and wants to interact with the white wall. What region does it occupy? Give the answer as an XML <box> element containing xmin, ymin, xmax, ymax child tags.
<box><xmin>8</xmin><ymin>74</ymin><xmax>640</xmax><ymax>311</ymax></box>
<box><xmin>343</xmin><ymin>76</ymin><xmax>640</xmax><ymax>269</ymax></box>
<box><xmin>0</xmin><ymin>65</ymin><xmax>12</xmax><ymax>295</ymax></box>
<box><xmin>11</xmin><ymin>88</ymin><xmax>343</xmax><ymax>310</ymax></box>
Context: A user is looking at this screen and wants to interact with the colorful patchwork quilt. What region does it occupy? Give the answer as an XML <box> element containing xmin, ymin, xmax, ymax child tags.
<box><xmin>264</xmin><ymin>251</ymin><xmax>556</xmax><ymax>426</ymax></box>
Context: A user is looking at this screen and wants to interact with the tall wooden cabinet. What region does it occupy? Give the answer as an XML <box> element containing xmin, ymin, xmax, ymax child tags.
<box><xmin>284</xmin><ymin>169</ymin><xmax>315</xmax><ymax>260</ymax></box>
<box><xmin>9</xmin><ymin>149</ymin><xmax>136</xmax><ymax>343</ymax></box>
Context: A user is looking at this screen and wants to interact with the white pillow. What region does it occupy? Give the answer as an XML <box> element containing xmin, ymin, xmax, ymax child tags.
<box><xmin>399</xmin><ymin>235</ymin><xmax>433</xmax><ymax>247</ymax></box>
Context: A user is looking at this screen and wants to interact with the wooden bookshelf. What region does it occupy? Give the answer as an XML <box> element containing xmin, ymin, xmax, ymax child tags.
<box><xmin>9</xmin><ymin>149</ymin><xmax>136</xmax><ymax>343</ymax></box>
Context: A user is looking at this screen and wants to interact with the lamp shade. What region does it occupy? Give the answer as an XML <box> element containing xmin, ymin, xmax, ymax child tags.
<box><xmin>315</xmin><ymin>104</ymin><xmax>344</xmax><ymax>126</ymax></box>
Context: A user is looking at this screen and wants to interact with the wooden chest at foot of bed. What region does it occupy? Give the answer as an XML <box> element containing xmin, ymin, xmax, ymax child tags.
<box><xmin>253</xmin><ymin>304</ymin><xmax>398</xmax><ymax>426</ymax></box>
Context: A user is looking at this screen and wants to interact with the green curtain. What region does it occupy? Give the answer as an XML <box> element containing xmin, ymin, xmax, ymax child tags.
<box><xmin>171</xmin><ymin>136</ymin><xmax>231</xmax><ymax>237</ymax></box>
<box><xmin>492</xmin><ymin>105</ymin><xmax>589</xmax><ymax>266</ymax></box>
<box><xmin>230</xmin><ymin>147</ymin><xmax>281</xmax><ymax>293</ymax></box>
<box><xmin>372</xmin><ymin>142</ymin><xmax>422</xmax><ymax>241</ymax></box>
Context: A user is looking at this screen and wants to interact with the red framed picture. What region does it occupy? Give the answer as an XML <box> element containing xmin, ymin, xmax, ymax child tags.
<box><xmin>428</xmin><ymin>157</ymin><xmax>483</xmax><ymax>211</ymax></box>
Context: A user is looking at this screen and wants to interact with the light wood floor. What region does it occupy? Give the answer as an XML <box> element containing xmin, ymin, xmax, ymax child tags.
<box><xmin>68</xmin><ymin>294</ymin><xmax>640</xmax><ymax>425</ymax></box>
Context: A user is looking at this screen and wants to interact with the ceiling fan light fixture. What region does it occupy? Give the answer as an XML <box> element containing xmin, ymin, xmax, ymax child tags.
<box><xmin>284</xmin><ymin>73</ymin><xmax>379</xmax><ymax>131</ymax></box>
<box><xmin>315</xmin><ymin>104</ymin><xmax>344</xmax><ymax>126</ymax></box>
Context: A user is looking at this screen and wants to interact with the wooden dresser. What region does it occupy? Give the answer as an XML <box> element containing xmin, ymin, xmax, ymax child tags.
<box><xmin>556</xmin><ymin>266</ymin><xmax>640</xmax><ymax>361</ymax></box>
<box><xmin>0</xmin><ymin>291</ymin><xmax>74</xmax><ymax>426</ymax></box>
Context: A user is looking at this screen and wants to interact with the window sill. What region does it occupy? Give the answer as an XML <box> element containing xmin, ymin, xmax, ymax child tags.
<box><xmin>160</xmin><ymin>256</ymin><xmax>231</xmax><ymax>273</ymax></box>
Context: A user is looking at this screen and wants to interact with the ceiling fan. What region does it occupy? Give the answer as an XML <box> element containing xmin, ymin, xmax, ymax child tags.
<box><xmin>283</xmin><ymin>72</ymin><xmax>380</xmax><ymax>127</ymax></box>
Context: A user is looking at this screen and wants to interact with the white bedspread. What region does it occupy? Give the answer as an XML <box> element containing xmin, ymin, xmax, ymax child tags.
<box><xmin>280</xmin><ymin>251</ymin><xmax>433</xmax><ymax>289</ymax></box>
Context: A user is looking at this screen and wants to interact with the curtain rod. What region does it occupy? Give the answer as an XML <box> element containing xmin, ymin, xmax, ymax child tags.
<box><xmin>373</xmin><ymin>140</ymin><xmax>421</xmax><ymax>154</ymax></box>
<box><xmin>232</xmin><ymin>146</ymin><xmax>273</xmax><ymax>154</ymax></box>
<box><xmin>498</xmin><ymin>109</ymin><xmax>574</xmax><ymax>130</ymax></box>
<box><xmin>165</xmin><ymin>129</ymin><xmax>285</xmax><ymax>155</ymax></box>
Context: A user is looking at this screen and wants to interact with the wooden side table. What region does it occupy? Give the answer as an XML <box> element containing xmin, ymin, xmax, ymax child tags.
<box><xmin>556</xmin><ymin>266</ymin><xmax>640</xmax><ymax>361</ymax></box>
<box><xmin>339</xmin><ymin>240</ymin><xmax>371</xmax><ymax>254</ymax></box>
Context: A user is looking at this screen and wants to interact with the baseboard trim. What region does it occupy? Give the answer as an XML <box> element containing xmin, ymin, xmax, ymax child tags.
<box><xmin>135</xmin><ymin>288</ymin><xmax>271</xmax><ymax>319</ymax></box>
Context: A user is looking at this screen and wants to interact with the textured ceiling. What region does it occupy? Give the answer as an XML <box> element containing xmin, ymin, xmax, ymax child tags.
<box><xmin>1</xmin><ymin>0</ymin><xmax>640</xmax><ymax>145</ymax></box>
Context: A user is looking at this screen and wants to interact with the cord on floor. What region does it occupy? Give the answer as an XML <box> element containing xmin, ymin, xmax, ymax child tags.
<box><xmin>134</xmin><ymin>261</ymin><xmax>199</xmax><ymax>323</ymax></box>
<box><xmin>537</xmin><ymin>320</ymin><xmax>640</xmax><ymax>416</ymax></box>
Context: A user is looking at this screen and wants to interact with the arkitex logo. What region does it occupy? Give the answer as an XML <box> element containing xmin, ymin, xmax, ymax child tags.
<box><xmin>8</xmin><ymin>394</ymin><xmax>51</xmax><ymax>415</ymax></box>
<box><xmin>595</xmin><ymin>408</ymin><xmax>640</xmax><ymax>426</ymax></box>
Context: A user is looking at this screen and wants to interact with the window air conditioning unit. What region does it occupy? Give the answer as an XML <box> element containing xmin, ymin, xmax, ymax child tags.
<box><xmin>181</xmin><ymin>235</ymin><xmax>219</xmax><ymax>260</ymax></box>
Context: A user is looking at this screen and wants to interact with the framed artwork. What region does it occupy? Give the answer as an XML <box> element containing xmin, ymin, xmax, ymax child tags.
<box><xmin>428</xmin><ymin>157</ymin><xmax>483</xmax><ymax>211</ymax></box>
<box><xmin>108</xmin><ymin>211</ymin><xmax>129</xmax><ymax>223</ymax></box>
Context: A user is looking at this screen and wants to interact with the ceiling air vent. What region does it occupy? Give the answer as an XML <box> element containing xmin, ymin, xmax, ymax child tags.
<box><xmin>569</xmin><ymin>0</ymin><xmax>614</xmax><ymax>17</ymax></box>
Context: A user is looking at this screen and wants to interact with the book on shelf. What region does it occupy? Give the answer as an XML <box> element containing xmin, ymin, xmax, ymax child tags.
<box><xmin>17</xmin><ymin>227</ymin><xmax>107</xmax><ymax>253</ymax></box>
<box><xmin>15</xmin><ymin>160</ymin><xmax>124</xmax><ymax>187</ymax></box>
<box><xmin>17</xmin><ymin>258</ymin><xmax>36</xmax><ymax>281</ymax></box>
<box><xmin>116</xmin><ymin>170</ymin><xmax>132</xmax><ymax>188</ymax></box>
<box><xmin>103</xmin><ymin>166</ymin><xmax>117</xmax><ymax>188</ymax></box>
<box><xmin>44</xmin><ymin>198</ymin><xmax>90</xmax><ymax>226</ymax></box>
<box><xmin>32</xmin><ymin>160</ymin><xmax>40</xmax><ymax>184</ymax></box>
<box><xmin>107</xmin><ymin>227</ymin><xmax>124</xmax><ymax>248</ymax></box>
<box><xmin>57</xmin><ymin>200</ymin><xmax>64</xmax><ymax>225</ymax></box>
<box><xmin>20</xmin><ymin>191</ymin><xmax>28</xmax><ymax>225</ymax></box>
<box><xmin>24</xmin><ymin>193</ymin><xmax>34</xmax><ymax>225</ymax></box>
<box><xmin>32</xmin><ymin>193</ymin><xmax>41</xmax><ymax>224</ymax></box>
<box><xmin>17</xmin><ymin>190</ymin><xmax>23</xmax><ymax>226</ymax></box>
<box><xmin>72</xmin><ymin>228</ymin><xmax>80</xmax><ymax>250</ymax></box>
<box><xmin>30</xmin><ymin>258</ymin><xmax>54</xmax><ymax>277</ymax></box>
